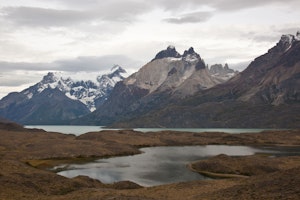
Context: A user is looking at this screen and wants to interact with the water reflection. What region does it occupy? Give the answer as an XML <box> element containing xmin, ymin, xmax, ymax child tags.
<box><xmin>58</xmin><ymin>145</ymin><xmax>280</xmax><ymax>186</ymax></box>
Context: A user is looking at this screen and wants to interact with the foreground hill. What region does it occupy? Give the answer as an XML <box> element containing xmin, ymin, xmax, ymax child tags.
<box><xmin>114</xmin><ymin>32</ymin><xmax>300</xmax><ymax>128</ymax></box>
<box><xmin>0</xmin><ymin>117</ymin><xmax>26</xmax><ymax>131</ymax></box>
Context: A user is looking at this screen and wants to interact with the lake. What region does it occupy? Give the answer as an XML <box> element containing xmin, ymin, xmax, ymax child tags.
<box><xmin>25</xmin><ymin>125</ymin><xmax>276</xmax><ymax>136</ymax></box>
<box><xmin>55</xmin><ymin>145</ymin><xmax>292</xmax><ymax>187</ymax></box>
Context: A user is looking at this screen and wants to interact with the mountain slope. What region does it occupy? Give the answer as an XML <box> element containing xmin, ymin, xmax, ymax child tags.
<box><xmin>113</xmin><ymin>33</ymin><xmax>300</xmax><ymax>128</ymax></box>
<box><xmin>0</xmin><ymin>88</ymin><xmax>89</xmax><ymax>125</ymax></box>
<box><xmin>77</xmin><ymin>46</ymin><xmax>225</xmax><ymax>125</ymax></box>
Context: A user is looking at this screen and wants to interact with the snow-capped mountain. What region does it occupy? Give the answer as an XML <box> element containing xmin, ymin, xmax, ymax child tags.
<box><xmin>24</xmin><ymin>65</ymin><xmax>128</xmax><ymax>111</ymax></box>
<box><xmin>0</xmin><ymin>65</ymin><xmax>128</xmax><ymax>124</ymax></box>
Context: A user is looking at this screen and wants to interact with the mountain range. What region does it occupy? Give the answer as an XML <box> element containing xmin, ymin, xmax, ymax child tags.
<box><xmin>0</xmin><ymin>66</ymin><xmax>128</xmax><ymax>124</ymax></box>
<box><xmin>74</xmin><ymin>46</ymin><xmax>231</xmax><ymax>125</ymax></box>
<box><xmin>0</xmin><ymin>32</ymin><xmax>299</xmax><ymax>128</ymax></box>
<box><xmin>75</xmin><ymin>32</ymin><xmax>299</xmax><ymax>128</ymax></box>
<box><xmin>109</xmin><ymin>32</ymin><xmax>300</xmax><ymax>128</ymax></box>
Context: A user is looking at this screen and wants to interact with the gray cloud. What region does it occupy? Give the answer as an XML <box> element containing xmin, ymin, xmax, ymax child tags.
<box><xmin>0</xmin><ymin>55</ymin><xmax>141</xmax><ymax>73</ymax></box>
<box><xmin>164</xmin><ymin>11</ymin><xmax>213</xmax><ymax>24</ymax></box>
<box><xmin>1</xmin><ymin>7</ymin><xmax>92</xmax><ymax>27</ymax></box>
<box><xmin>54</xmin><ymin>55</ymin><xmax>142</xmax><ymax>72</ymax></box>
<box><xmin>211</xmin><ymin>0</ymin><xmax>300</xmax><ymax>11</ymax></box>
<box><xmin>0</xmin><ymin>61</ymin><xmax>53</xmax><ymax>72</ymax></box>
<box><xmin>1</xmin><ymin>0</ymin><xmax>299</xmax><ymax>27</ymax></box>
<box><xmin>157</xmin><ymin>0</ymin><xmax>300</xmax><ymax>11</ymax></box>
<box><xmin>0</xmin><ymin>73</ymin><xmax>39</xmax><ymax>87</ymax></box>
<box><xmin>0</xmin><ymin>1</ymin><xmax>153</xmax><ymax>27</ymax></box>
<box><xmin>0</xmin><ymin>55</ymin><xmax>141</xmax><ymax>91</ymax></box>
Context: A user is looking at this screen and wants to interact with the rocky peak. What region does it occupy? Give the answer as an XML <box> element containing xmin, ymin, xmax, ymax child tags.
<box><xmin>152</xmin><ymin>46</ymin><xmax>181</xmax><ymax>61</ymax></box>
<box><xmin>109</xmin><ymin>65</ymin><xmax>127</xmax><ymax>78</ymax></box>
<box><xmin>97</xmin><ymin>65</ymin><xmax>127</xmax><ymax>83</ymax></box>
<box><xmin>274</xmin><ymin>32</ymin><xmax>300</xmax><ymax>53</ymax></box>
<box><xmin>182</xmin><ymin>47</ymin><xmax>201</xmax><ymax>62</ymax></box>
<box><xmin>41</xmin><ymin>72</ymin><xmax>59</xmax><ymax>84</ymax></box>
<box><xmin>209</xmin><ymin>63</ymin><xmax>238</xmax><ymax>80</ymax></box>
<box><xmin>183</xmin><ymin>47</ymin><xmax>197</xmax><ymax>57</ymax></box>
<box><xmin>279</xmin><ymin>34</ymin><xmax>295</xmax><ymax>50</ymax></box>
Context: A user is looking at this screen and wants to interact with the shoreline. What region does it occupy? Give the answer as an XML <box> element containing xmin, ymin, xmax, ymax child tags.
<box><xmin>187</xmin><ymin>162</ymin><xmax>250</xmax><ymax>179</ymax></box>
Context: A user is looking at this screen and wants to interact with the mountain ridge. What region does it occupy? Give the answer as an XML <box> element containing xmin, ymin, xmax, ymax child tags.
<box><xmin>112</xmin><ymin>32</ymin><xmax>300</xmax><ymax>128</ymax></box>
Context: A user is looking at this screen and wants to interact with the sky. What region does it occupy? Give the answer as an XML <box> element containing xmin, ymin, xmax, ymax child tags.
<box><xmin>0</xmin><ymin>0</ymin><xmax>299</xmax><ymax>98</ymax></box>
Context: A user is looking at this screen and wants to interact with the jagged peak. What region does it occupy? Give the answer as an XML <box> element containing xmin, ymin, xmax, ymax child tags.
<box><xmin>110</xmin><ymin>65</ymin><xmax>127</xmax><ymax>74</ymax></box>
<box><xmin>97</xmin><ymin>65</ymin><xmax>128</xmax><ymax>83</ymax></box>
<box><xmin>152</xmin><ymin>46</ymin><xmax>181</xmax><ymax>61</ymax></box>
<box><xmin>182</xmin><ymin>47</ymin><xmax>201</xmax><ymax>62</ymax></box>
<box><xmin>167</xmin><ymin>45</ymin><xmax>175</xmax><ymax>49</ymax></box>
<box><xmin>183</xmin><ymin>47</ymin><xmax>196</xmax><ymax>56</ymax></box>
<box><xmin>276</xmin><ymin>32</ymin><xmax>300</xmax><ymax>52</ymax></box>
<box><xmin>41</xmin><ymin>72</ymin><xmax>61</xmax><ymax>84</ymax></box>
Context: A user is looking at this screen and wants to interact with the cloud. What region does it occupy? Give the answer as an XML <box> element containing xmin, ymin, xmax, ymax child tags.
<box><xmin>0</xmin><ymin>54</ymin><xmax>142</xmax><ymax>96</ymax></box>
<box><xmin>1</xmin><ymin>6</ymin><xmax>94</xmax><ymax>27</ymax></box>
<box><xmin>211</xmin><ymin>0</ymin><xmax>300</xmax><ymax>11</ymax></box>
<box><xmin>157</xmin><ymin>0</ymin><xmax>300</xmax><ymax>12</ymax></box>
<box><xmin>164</xmin><ymin>11</ymin><xmax>213</xmax><ymax>24</ymax></box>
<box><xmin>54</xmin><ymin>55</ymin><xmax>142</xmax><ymax>72</ymax></box>
<box><xmin>0</xmin><ymin>61</ymin><xmax>53</xmax><ymax>72</ymax></box>
<box><xmin>0</xmin><ymin>72</ymin><xmax>39</xmax><ymax>87</ymax></box>
<box><xmin>2</xmin><ymin>0</ymin><xmax>299</xmax><ymax>28</ymax></box>
<box><xmin>0</xmin><ymin>1</ymin><xmax>153</xmax><ymax>27</ymax></box>
<box><xmin>0</xmin><ymin>55</ymin><xmax>141</xmax><ymax>73</ymax></box>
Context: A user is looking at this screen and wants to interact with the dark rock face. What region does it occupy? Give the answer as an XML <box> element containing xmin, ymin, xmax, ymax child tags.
<box><xmin>182</xmin><ymin>47</ymin><xmax>200</xmax><ymax>58</ymax></box>
<box><xmin>195</xmin><ymin>60</ymin><xmax>206</xmax><ymax>70</ymax></box>
<box><xmin>75</xmin><ymin>82</ymin><xmax>150</xmax><ymax>125</ymax></box>
<box><xmin>0</xmin><ymin>88</ymin><xmax>90</xmax><ymax>125</ymax></box>
<box><xmin>152</xmin><ymin>46</ymin><xmax>181</xmax><ymax>61</ymax></box>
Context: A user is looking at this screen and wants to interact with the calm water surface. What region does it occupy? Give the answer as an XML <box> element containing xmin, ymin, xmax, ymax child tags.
<box><xmin>26</xmin><ymin>126</ymin><xmax>295</xmax><ymax>186</ymax></box>
<box><xmin>56</xmin><ymin>145</ymin><xmax>287</xmax><ymax>187</ymax></box>
<box><xmin>25</xmin><ymin>125</ymin><xmax>277</xmax><ymax>136</ymax></box>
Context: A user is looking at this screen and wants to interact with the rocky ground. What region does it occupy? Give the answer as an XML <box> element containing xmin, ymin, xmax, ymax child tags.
<box><xmin>0</xmin><ymin>122</ymin><xmax>300</xmax><ymax>199</ymax></box>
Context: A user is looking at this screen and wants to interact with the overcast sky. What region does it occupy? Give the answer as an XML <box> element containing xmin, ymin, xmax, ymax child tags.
<box><xmin>0</xmin><ymin>0</ymin><xmax>299</xmax><ymax>98</ymax></box>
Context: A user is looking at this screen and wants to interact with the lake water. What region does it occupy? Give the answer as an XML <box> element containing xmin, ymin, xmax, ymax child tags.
<box><xmin>25</xmin><ymin>125</ymin><xmax>276</xmax><ymax>136</ymax></box>
<box><xmin>56</xmin><ymin>145</ymin><xmax>287</xmax><ymax>187</ymax></box>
